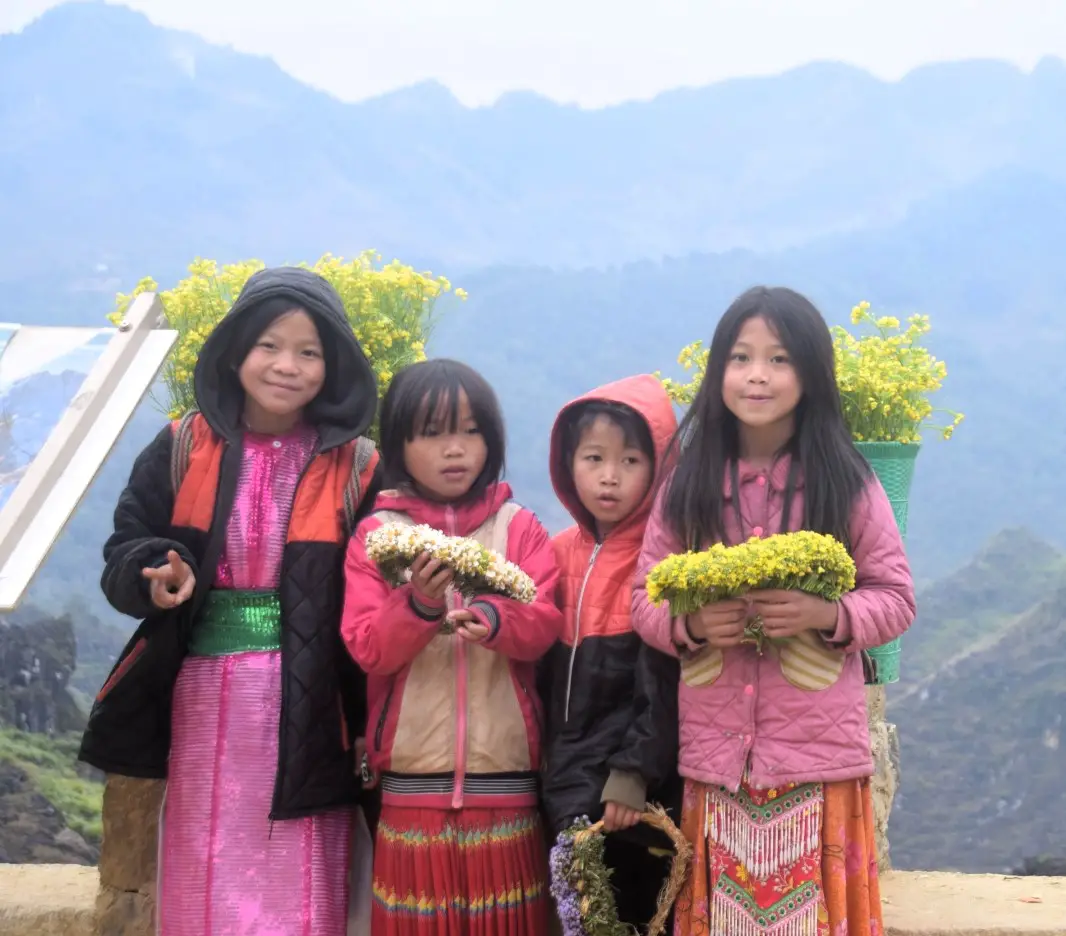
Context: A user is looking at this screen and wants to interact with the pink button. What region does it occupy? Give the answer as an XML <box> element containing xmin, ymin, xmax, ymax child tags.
<box><xmin>756</xmin><ymin>475</ymin><xmax>766</xmax><ymax>486</ymax></box>
<box><xmin>744</xmin><ymin>684</ymin><xmax>754</xmax><ymax>696</ymax></box>
<box><xmin>752</xmin><ymin>526</ymin><xmax>764</xmax><ymax>537</ymax></box>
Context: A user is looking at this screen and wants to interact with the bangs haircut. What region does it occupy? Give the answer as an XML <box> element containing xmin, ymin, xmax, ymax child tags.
<box><xmin>564</xmin><ymin>400</ymin><xmax>655</xmax><ymax>468</ymax></box>
<box><xmin>664</xmin><ymin>285</ymin><xmax>870</xmax><ymax>550</ymax></box>
<box><xmin>380</xmin><ymin>358</ymin><xmax>506</xmax><ymax>501</ymax></box>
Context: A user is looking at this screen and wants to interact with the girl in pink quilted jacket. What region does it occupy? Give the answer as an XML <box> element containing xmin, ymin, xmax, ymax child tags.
<box><xmin>632</xmin><ymin>287</ymin><xmax>916</xmax><ymax>936</ymax></box>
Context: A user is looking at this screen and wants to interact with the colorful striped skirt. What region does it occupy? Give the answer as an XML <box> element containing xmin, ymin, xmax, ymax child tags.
<box><xmin>673</xmin><ymin>777</ymin><xmax>883</xmax><ymax>936</ymax></box>
<box><xmin>372</xmin><ymin>804</ymin><xmax>549</xmax><ymax>936</ymax></box>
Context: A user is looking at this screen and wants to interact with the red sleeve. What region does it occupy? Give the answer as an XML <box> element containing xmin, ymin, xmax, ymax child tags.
<box><xmin>468</xmin><ymin>507</ymin><xmax>563</xmax><ymax>661</ymax></box>
<box><xmin>826</xmin><ymin>478</ymin><xmax>917</xmax><ymax>651</ymax></box>
<box><xmin>341</xmin><ymin>515</ymin><xmax>442</xmax><ymax>676</ymax></box>
<box><xmin>631</xmin><ymin>483</ymin><xmax>687</xmax><ymax>658</ymax></box>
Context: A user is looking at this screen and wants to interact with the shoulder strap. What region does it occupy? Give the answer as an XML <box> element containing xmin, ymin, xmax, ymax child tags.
<box><xmin>169</xmin><ymin>410</ymin><xmax>200</xmax><ymax>495</ymax></box>
<box><xmin>342</xmin><ymin>436</ymin><xmax>379</xmax><ymax>538</ymax></box>
<box><xmin>484</xmin><ymin>500</ymin><xmax>522</xmax><ymax>556</ymax></box>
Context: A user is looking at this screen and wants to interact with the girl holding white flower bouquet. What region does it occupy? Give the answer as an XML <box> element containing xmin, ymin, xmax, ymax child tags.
<box><xmin>341</xmin><ymin>358</ymin><xmax>564</xmax><ymax>936</ymax></box>
<box><xmin>633</xmin><ymin>287</ymin><xmax>917</xmax><ymax>936</ymax></box>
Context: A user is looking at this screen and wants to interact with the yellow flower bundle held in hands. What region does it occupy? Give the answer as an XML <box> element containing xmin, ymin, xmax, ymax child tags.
<box><xmin>645</xmin><ymin>531</ymin><xmax>857</xmax><ymax>649</ymax></box>
<box><xmin>365</xmin><ymin>522</ymin><xmax>537</xmax><ymax>605</ymax></box>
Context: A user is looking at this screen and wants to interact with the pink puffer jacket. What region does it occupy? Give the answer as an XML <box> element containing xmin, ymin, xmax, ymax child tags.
<box><xmin>632</xmin><ymin>456</ymin><xmax>916</xmax><ymax>791</ymax></box>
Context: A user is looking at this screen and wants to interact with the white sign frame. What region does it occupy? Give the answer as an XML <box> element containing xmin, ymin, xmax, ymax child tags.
<box><xmin>0</xmin><ymin>293</ymin><xmax>177</xmax><ymax>610</ymax></box>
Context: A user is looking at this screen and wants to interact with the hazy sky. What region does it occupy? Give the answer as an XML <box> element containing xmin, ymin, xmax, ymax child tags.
<box><xmin>1</xmin><ymin>0</ymin><xmax>1061</xmax><ymax>106</ymax></box>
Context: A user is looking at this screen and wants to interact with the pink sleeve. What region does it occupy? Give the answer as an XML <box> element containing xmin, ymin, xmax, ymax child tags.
<box><xmin>341</xmin><ymin>516</ymin><xmax>442</xmax><ymax>676</ymax></box>
<box><xmin>826</xmin><ymin>477</ymin><xmax>917</xmax><ymax>651</ymax></box>
<box><xmin>631</xmin><ymin>484</ymin><xmax>687</xmax><ymax>658</ymax></box>
<box><xmin>468</xmin><ymin>508</ymin><xmax>563</xmax><ymax>661</ymax></box>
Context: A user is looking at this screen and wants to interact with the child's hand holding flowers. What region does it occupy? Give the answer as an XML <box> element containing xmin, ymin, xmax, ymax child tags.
<box><xmin>410</xmin><ymin>552</ymin><xmax>454</xmax><ymax>607</ymax></box>
<box><xmin>687</xmin><ymin>599</ymin><xmax>749</xmax><ymax>648</ymax></box>
<box><xmin>749</xmin><ymin>589</ymin><xmax>838</xmax><ymax>639</ymax></box>
<box><xmin>445</xmin><ymin>608</ymin><xmax>491</xmax><ymax>642</ymax></box>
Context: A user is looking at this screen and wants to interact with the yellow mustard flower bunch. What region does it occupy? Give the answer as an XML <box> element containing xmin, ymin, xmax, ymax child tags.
<box><xmin>646</xmin><ymin>531</ymin><xmax>856</xmax><ymax>617</ymax></box>
<box><xmin>111</xmin><ymin>251</ymin><xmax>465</xmax><ymax>432</ymax></box>
<box><xmin>833</xmin><ymin>301</ymin><xmax>963</xmax><ymax>443</ymax></box>
<box><xmin>365</xmin><ymin>522</ymin><xmax>537</xmax><ymax>606</ymax></box>
<box><xmin>657</xmin><ymin>301</ymin><xmax>963</xmax><ymax>444</ymax></box>
<box><xmin>657</xmin><ymin>340</ymin><xmax>708</xmax><ymax>407</ymax></box>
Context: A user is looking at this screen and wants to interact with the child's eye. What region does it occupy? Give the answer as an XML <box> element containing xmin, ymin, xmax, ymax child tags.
<box><xmin>258</xmin><ymin>341</ymin><xmax>277</xmax><ymax>351</ymax></box>
<box><xmin>584</xmin><ymin>454</ymin><xmax>602</xmax><ymax>463</ymax></box>
<box><xmin>301</xmin><ymin>348</ymin><xmax>322</xmax><ymax>359</ymax></box>
<box><xmin>422</xmin><ymin>427</ymin><xmax>441</xmax><ymax>438</ymax></box>
<box><xmin>730</xmin><ymin>352</ymin><xmax>748</xmax><ymax>363</ymax></box>
<box><xmin>465</xmin><ymin>426</ymin><xmax>481</xmax><ymax>435</ymax></box>
<box><xmin>771</xmin><ymin>355</ymin><xmax>790</xmax><ymax>365</ymax></box>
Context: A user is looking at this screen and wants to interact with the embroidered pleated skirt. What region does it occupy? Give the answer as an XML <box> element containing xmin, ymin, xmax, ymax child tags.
<box><xmin>371</xmin><ymin>803</ymin><xmax>550</xmax><ymax>936</ymax></box>
<box><xmin>157</xmin><ymin>590</ymin><xmax>355</xmax><ymax>936</ymax></box>
<box><xmin>673</xmin><ymin>777</ymin><xmax>883</xmax><ymax>936</ymax></box>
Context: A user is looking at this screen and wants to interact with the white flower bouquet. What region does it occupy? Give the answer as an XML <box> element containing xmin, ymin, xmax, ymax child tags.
<box><xmin>364</xmin><ymin>523</ymin><xmax>537</xmax><ymax>604</ymax></box>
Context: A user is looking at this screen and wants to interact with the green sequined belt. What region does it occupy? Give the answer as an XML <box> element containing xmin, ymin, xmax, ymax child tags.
<box><xmin>188</xmin><ymin>590</ymin><xmax>282</xmax><ymax>657</ymax></box>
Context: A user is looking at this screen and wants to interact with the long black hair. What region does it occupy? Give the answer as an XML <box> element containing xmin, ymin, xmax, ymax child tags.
<box><xmin>664</xmin><ymin>286</ymin><xmax>869</xmax><ymax>549</ymax></box>
<box><xmin>379</xmin><ymin>358</ymin><xmax>506</xmax><ymax>502</ymax></box>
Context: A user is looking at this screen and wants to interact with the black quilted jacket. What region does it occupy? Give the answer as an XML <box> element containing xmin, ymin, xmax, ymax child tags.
<box><xmin>78</xmin><ymin>267</ymin><xmax>381</xmax><ymax>820</ymax></box>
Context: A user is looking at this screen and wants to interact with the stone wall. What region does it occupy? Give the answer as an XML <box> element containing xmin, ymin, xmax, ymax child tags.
<box><xmin>867</xmin><ymin>684</ymin><xmax>899</xmax><ymax>870</ymax></box>
<box><xmin>94</xmin><ymin>777</ymin><xmax>163</xmax><ymax>935</ymax></box>
<box><xmin>5</xmin><ymin>866</ymin><xmax>1066</xmax><ymax>936</ymax></box>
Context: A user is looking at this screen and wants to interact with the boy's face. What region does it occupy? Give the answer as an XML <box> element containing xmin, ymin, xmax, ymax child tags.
<box><xmin>571</xmin><ymin>415</ymin><xmax>653</xmax><ymax>537</ymax></box>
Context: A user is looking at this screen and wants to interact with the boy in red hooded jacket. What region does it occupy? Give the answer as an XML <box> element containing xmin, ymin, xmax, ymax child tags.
<box><xmin>540</xmin><ymin>374</ymin><xmax>683</xmax><ymax>928</ymax></box>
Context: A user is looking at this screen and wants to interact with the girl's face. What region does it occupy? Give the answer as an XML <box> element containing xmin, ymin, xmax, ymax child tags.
<box><xmin>239</xmin><ymin>309</ymin><xmax>325</xmax><ymax>434</ymax></box>
<box><xmin>404</xmin><ymin>389</ymin><xmax>488</xmax><ymax>502</ymax></box>
<box><xmin>722</xmin><ymin>315</ymin><xmax>802</xmax><ymax>456</ymax></box>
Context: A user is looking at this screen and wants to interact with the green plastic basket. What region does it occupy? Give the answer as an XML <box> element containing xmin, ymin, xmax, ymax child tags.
<box><xmin>854</xmin><ymin>441</ymin><xmax>920</xmax><ymax>684</ymax></box>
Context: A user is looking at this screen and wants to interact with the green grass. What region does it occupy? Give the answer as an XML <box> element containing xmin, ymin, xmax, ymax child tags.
<box><xmin>0</xmin><ymin>728</ymin><xmax>102</xmax><ymax>845</ymax></box>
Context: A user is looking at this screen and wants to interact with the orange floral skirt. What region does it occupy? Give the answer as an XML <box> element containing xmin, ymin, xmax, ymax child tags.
<box><xmin>673</xmin><ymin>777</ymin><xmax>883</xmax><ymax>936</ymax></box>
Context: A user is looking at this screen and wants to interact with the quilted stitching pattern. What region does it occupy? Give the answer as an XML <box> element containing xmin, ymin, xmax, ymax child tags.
<box><xmin>639</xmin><ymin>462</ymin><xmax>915</xmax><ymax>791</ymax></box>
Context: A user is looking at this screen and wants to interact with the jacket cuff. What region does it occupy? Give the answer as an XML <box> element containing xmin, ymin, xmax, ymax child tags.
<box><xmin>819</xmin><ymin>602</ymin><xmax>849</xmax><ymax>648</ymax></box>
<box><xmin>601</xmin><ymin>769</ymin><xmax>647</xmax><ymax>813</ymax></box>
<box><xmin>469</xmin><ymin>600</ymin><xmax>500</xmax><ymax>641</ymax></box>
<box><xmin>672</xmin><ymin>616</ymin><xmax>705</xmax><ymax>656</ymax></box>
<box><xmin>409</xmin><ymin>591</ymin><xmax>445</xmax><ymax>621</ymax></box>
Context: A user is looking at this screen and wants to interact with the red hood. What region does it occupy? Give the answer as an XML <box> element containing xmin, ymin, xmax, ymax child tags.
<box><xmin>549</xmin><ymin>374</ymin><xmax>678</xmax><ymax>541</ymax></box>
<box><xmin>373</xmin><ymin>482</ymin><xmax>514</xmax><ymax>537</ymax></box>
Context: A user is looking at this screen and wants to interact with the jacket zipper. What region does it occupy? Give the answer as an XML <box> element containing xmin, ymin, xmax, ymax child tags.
<box><xmin>374</xmin><ymin>681</ymin><xmax>396</xmax><ymax>752</ymax></box>
<box><xmin>517</xmin><ymin>676</ymin><xmax>544</xmax><ymax>737</ymax></box>
<box><xmin>446</xmin><ymin>505</ymin><xmax>469</xmax><ymax>809</ymax></box>
<box><xmin>563</xmin><ymin>543</ymin><xmax>602</xmax><ymax>722</ymax></box>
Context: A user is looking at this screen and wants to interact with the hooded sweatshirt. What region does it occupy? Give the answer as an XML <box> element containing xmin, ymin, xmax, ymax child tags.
<box><xmin>80</xmin><ymin>267</ymin><xmax>381</xmax><ymax>819</ymax></box>
<box><xmin>540</xmin><ymin>374</ymin><xmax>682</xmax><ymax>839</ymax></box>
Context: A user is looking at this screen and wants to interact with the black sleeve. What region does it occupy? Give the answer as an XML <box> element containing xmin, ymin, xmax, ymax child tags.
<box><xmin>606</xmin><ymin>643</ymin><xmax>680</xmax><ymax>792</ymax></box>
<box><xmin>100</xmin><ymin>425</ymin><xmax>199</xmax><ymax>620</ymax></box>
<box><xmin>338</xmin><ymin>457</ymin><xmax>384</xmax><ymax>739</ymax></box>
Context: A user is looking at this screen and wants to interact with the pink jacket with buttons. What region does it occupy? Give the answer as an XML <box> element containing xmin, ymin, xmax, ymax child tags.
<box><xmin>631</xmin><ymin>456</ymin><xmax>916</xmax><ymax>791</ymax></box>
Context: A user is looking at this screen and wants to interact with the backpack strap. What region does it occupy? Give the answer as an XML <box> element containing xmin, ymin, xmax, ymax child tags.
<box><xmin>169</xmin><ymin>410</ymin><xmax>200</xmax><ymax>495</ymax></box>
<box><xmin>342</xmin><ymin>436</ymin><xmax>379</xmax><ymax>539</ymax></box>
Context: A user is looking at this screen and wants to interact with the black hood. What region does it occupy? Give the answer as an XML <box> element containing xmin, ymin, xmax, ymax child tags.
<box><xmin>193</xmin><ymin>266</ymin><xmax>378</xmax><ymax>450</ymax></box>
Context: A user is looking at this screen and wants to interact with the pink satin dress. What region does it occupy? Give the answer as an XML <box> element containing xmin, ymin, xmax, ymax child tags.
<box><xmin>157</xmin><ymin>427</ymin><xmax>354</xmax><ymax>936</ymax></box>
